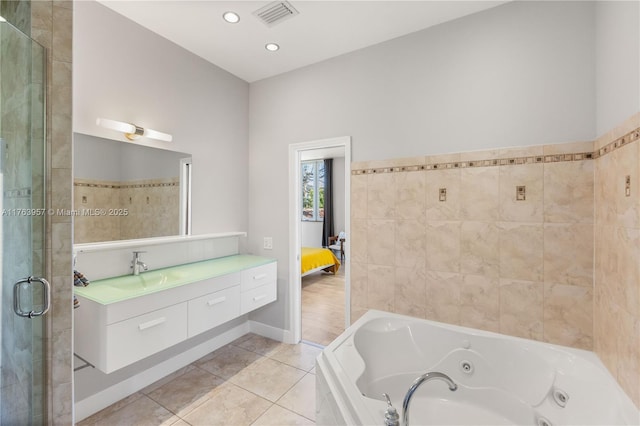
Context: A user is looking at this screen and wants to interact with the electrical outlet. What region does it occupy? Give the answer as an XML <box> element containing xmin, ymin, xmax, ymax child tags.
<box><xmin>263</xmin><ymin>237</ymin><xmax>273</xmax><ymax>250</ymax></box>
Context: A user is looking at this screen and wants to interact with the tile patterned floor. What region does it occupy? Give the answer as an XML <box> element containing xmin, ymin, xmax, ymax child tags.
<box><xmin>77</xmin><ymin>334</ymin><xmax>321</xmax><ymax>426</ymax></box>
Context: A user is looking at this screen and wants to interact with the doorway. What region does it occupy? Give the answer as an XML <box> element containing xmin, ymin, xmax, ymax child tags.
<box><xmin>0</xmin><ymin>19</ymin><xmax>48</xmax><ymax>424</ymax></box>
<box><xmin>288</xmin><ymin>137</ymin><xmax>351</xmax><ymax>345</ymax></box>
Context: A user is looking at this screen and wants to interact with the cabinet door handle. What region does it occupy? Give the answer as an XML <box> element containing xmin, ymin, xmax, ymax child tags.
<box><xmin>138</xmin><ymin>317</ymin><xmax>166</xmax><ymax>330</ymax></box>
<box><xmin>207</xmin><ymin>296</ymin><xmax>227</xmax><ymax>306</ymax></box>
<box><xmin>253</xmin><ymin>273</ymin><xmax>267</xmax><ymax>280</ymax></box>
<box><xmin>253</xmin><ymin>294</ymin><xmax>267</xmax><ymax>302</ymax></box>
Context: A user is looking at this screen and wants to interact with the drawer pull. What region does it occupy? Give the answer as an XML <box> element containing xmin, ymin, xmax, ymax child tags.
<box><xmin>253</xmin><ymin>273</ymin><xmax>268</xmax><ymax>280</ymax></box>
<box><xmin>138</xmin><ymin>317</ymin><xmax>166</xmax><ymax>331</ymax></box>
<box><xmin>207</xmin><ymin>296</ymin><xmax>227</xmax><ymax>306</ymax></box>
<box><xmin>253</xmin><ymin>294</ymin><xmax>267</xmax><ymax>302</ymax></box>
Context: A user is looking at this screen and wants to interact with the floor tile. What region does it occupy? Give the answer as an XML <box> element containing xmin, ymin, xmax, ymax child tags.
<box><xmin>230</xmin><ymin>332</ymin><xmax>255</xmax><ymax>346</ymax></box>
<box><xmin>196</xmin><ymin>344</ymin><xmax>263</xmax><ymax>379</ymax></box>
<box><xmin>182</xmin><ymin>382</ymin><xmax>272</xmax><ymax>426</ymax></box>
<box><xmin>234</xmin><ymin>334</ymin><xmax>286</xmax><ymax>356</ymax></box>
<box><xmin>76</xmin><ymin>392</ymin><xmax>145</xmax><ymax>425</ymax></box>
<box><xmin>269</xmin><ymin>343</ymin><xmax>323</xmax><ymax>371</ymax></box>
<box><xmin>146</xmin><ymin>366</ymin><xmax>225</xmax><ymax>417</ymax></box>
<box><xmin>94</xmin><ymin>395</ymin><xmax>178</xmax><ymax>426</ymax></box>
<box><xmin>229</xmin><ymin>357</ymin><xmax>306</xmax><ymax>402</ymax></box>
<box><xmin>277</xmin><ymin>373</ymin><xmax>316</xmax><ymax>421</ymax></box>
<box><xmin>251</xmin><ymin>404</ymin><xmax>315</xmax><ymax>425</ymax></box>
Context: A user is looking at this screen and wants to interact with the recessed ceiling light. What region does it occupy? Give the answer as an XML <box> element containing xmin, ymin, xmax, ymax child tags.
<box><xmin>265</xmin><ymin>43</ymin><xmax>280</xmax><ymax>52</ymax></box>
<box><xmin>222</xmin><ymin>11</ymin><xmax>240</xmax><ymax>24</ymax></box>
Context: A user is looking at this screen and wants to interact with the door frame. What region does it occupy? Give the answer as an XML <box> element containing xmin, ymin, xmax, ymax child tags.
<box><xmin>287</xmin><ymin>136</ymin><xmax>351</xmax><ymax>344</ymax></box>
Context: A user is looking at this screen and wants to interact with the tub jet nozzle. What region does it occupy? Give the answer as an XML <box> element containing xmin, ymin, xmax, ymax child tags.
<box><xmin>537</xmin><ymin>415</ymin><xmax>553</xmax><ymax>426</ymax></box>
<box><xmin>552</xmin><ymin>388</ymin><xmax>569</xmax><ymax>408</ymax></box>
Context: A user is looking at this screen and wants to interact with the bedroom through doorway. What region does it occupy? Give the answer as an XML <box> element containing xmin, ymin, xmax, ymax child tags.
<box><xmin>288</xmin><ymin>137</ymin><xmax>351</xmax><ymax>347</ymax></box>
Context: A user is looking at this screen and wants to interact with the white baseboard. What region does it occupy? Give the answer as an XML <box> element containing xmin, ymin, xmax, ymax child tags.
<box><xmin>248</xmin><ymin>320</ymin><xmax>293</xmax><ymax>343</ymax></box>
<box><xmin>74</xmin><ymin>321</ymin><xmax>250</xmax><ymax>422</ymax></box>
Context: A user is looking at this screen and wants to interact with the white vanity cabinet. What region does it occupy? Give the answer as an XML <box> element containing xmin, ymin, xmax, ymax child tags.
<box><xmin>105</xmin><ymin>303</ymin><xmax>188</xmax><ymax>373</ymax></box>
<box><xmin>74</xmin><ymin>256</ymin><xmax>276</xmax><ymax>374</ymax></box>
<box><xmin>240</xmin><ymin>262</ymin><xmax>278</xmax><ymax>314</ymax></box>
<box><xmin>187</xmin><ymin>285</ymin><xmax>241</xmax><ymax>338</ymax></box>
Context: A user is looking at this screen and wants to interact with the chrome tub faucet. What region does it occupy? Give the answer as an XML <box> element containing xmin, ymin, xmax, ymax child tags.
<box><xmin>398</xmin><ymin>371</ymin><xmax>457</xmax><ymax>426</ymax></box>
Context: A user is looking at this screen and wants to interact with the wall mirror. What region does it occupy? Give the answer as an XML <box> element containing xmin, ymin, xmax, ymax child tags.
<box><xmin>73</xmin><ymin>132</ymin><xmax>192</xmax><ymax>244</ymax></box>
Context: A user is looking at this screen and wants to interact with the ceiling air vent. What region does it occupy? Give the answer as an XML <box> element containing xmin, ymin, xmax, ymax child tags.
<box><xmin>253</xmin><ymin>1</ymin><xmax>299</xmax><ymax>27</ymax></box>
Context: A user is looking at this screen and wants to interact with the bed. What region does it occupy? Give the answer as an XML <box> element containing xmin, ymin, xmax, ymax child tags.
<box><xmin>301</xmin><ymin>247</ymin><xmax>341</xmax><ymax>277</ymax></box>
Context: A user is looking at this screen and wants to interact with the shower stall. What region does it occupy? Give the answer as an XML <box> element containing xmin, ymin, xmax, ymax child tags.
<box><xmin>0</xmin><ymin>16</ymin><xmax>48</xmax><ymax>425</ymax></box>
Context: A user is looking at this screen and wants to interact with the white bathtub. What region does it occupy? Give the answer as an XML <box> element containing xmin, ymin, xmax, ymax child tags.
<box><xmin>316</xmin><ymin>310</ymin><xmax>639</xmax><ymax>426</ymax></box>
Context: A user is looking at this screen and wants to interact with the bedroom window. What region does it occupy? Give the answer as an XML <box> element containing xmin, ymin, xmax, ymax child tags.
<box><xmin>301</xmin><ymin>160</ymin><xmax>325</xmax><ymax>221</ymax></box>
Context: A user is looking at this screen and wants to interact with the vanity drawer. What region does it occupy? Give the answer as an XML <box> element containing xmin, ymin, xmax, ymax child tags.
<box><xmin>187</xmin><ymin>285</ymin><xmax>241</xmax><ymax>337</ymax></box>
<box><xmin>240</xmin><ymin>282</ymin><xmax>277</xmax><ymax>314</ymax></box>
<box><xmin>241</xmin><ymin>262</ymin><xmax>277</xmax><ymax>292</ymax></box>
<box><xmin>105</xmin><ymin>303</ymin><xmax>187</xmax><ymax>373</ymax></box>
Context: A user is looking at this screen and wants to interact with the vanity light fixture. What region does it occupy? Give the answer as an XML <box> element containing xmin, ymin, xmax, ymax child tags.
<box><xmin>222</xmin><ymin>11</ymin><xmax>240</xmax><ymax>23</ymax></box>
<box><xmin>265</xmin><ymin>43</ymin><xmax>280</xmax><ymax>52</ymax></box>
<box><xmin>96</xmin><ymin>118</ymin><xmax>173</xmax><ymax>142</ymax></box>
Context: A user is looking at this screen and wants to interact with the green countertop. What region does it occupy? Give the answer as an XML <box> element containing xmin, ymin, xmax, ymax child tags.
<box><xmin>74</xmin><ymin>255</ymin><xmax>275</xmax><ymax>305</ymax></box>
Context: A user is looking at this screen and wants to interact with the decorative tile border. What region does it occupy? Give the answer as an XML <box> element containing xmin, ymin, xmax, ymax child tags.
<box><xmin>596</xmin><ymin>126</ymin><xmax>640</xmax><ymax>158</ymax></box>
<box><xmin>74</xmin><ymin>180</ymin><xmax>179</xmax><ymax>189</ymax></box>
<box><xmin>352</xmin><ymin>126</ymin><xmax>640</xmax><ymax>175</ymax></box>
<box><xmin>4</xmin><ymin>187</ymin><xmax>32</xmax><ymax>198</ymax></box>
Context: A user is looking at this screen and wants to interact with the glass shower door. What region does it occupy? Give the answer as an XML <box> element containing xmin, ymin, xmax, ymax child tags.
<box><xmin>0</xmin><ymin>19</ymin><xmax>48</xmax><ymax>425</ymax></box>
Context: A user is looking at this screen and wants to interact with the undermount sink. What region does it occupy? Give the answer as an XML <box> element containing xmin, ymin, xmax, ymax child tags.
<box><xmin>101</xmin><ymin>269</ymin><xmax>190</xmax><ymax>291</ymax></box>
<box><xmin>74</xmin><ymin>255</ymin><xmax>277</xmax><ymax>305</ymax></box>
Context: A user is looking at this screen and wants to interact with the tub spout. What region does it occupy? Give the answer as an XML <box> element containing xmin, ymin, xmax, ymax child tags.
<box><xmin>382</xmin><ymin>393</ymin><xmax>400</xmax><ymax>426</ymax></box>
<box><xmin>402</xmin><ymin>371</ymin><xmax>457</xmax><ymax>426</ymax></box>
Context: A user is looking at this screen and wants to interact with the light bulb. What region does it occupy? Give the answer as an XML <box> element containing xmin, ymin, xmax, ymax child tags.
<box><xmin>96</xmin><ymin>118</ymin><xmax>136</xmax><ymax>134</ymax></box>
<box><xmin>143</xmin><ymin>128</ymin><xmax>173</xmax><ymax>142</ymax></box>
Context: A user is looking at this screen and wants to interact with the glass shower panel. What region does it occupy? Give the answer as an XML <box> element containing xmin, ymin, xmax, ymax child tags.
<box><xmin>0</xmin><ymin>19</ymin><xmax>47</xmax><ymax>425</ymax></box>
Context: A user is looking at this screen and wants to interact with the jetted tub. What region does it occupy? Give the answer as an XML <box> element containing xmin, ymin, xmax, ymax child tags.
<box><xmin>316</xmin><ymin>310</ymin><xmax>639</xmax><ymax>425</ymax></box>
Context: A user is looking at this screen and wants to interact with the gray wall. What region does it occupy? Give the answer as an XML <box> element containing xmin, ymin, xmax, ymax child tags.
<box><xmin>73</xmin><ymin>0</ymin><xmax>249</xmax><ymax>236</ymax></box>
<box><xmin>73</xmin><ymin>0</ymin><xmax>249</xmax><ymax>403</ymax></box>
<box><xmin>74</xmin><ymin>133</ymin><xmax>190</xmax><ymax>181</ymax></box>
<box><xmin>248</xmin><ymin>1</ymin><xmax>597</xmax><ymax>328</ymax></box>
<box><xmin>595</xmin><ymin>1</ymin><xmax>640</xmax><ymax>135</ymax></box>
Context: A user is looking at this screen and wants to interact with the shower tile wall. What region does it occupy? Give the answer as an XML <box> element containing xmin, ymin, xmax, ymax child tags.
<box><xmin>30</xmin><ymin>1</ymin><xmax>74</xmax><ymax>424</ymax></box>
<box><xmin>351</xmin><ymin>140</ymin><xmax>595</xmax><ymax>350</ymax></box>
<box><xmin>593</xmin><ymin>112</ymin><xmax>640</xmax><ymax>407</ymax></box>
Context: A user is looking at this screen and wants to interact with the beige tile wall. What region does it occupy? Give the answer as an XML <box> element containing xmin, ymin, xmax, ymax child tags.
<box><xmin>31</xmin><ymin>1</ymin><xmax>74</xmax><ymax>424</ymax></box>
<box><xmin>351</xmin><ymin>141</ymin><xmax>596</xmax><ymax>351</ymax></box>
<box><xmin>593</xmin><ymin>112</ymin><xmax>640</xmax><ymax>407</ymax></box>
<box><xmin>351</xmin><ymin>116</ymin><xmax>640</xmax><ymax>408</ymax></box>
<box><xmin>73</xmin><ymin>177</ymin><xmax>180</xmax><ymax>243</ymax></box>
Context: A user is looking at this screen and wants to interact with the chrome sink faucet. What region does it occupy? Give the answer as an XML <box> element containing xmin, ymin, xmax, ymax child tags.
<box><xmin>401</xmin><ymin>371</ymin><xmax>457</xmax><ymax>426</ymax></box>
<box><xmin>131</xmin><ymin>251</ymin><xmax>148</xmax><ymax>276</ymax></box>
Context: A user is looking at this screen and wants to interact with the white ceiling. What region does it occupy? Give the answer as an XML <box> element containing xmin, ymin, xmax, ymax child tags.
<box><xmin>98</xmin><ymin>0</ymin><xmax>507</xmax><ymax>83</ymax></box>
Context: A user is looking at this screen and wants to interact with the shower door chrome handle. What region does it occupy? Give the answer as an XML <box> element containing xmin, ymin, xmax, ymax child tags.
<box><xmin>13</xmin><ymin>276</ymin><xmax>51</xmax><ymax>318</ymax></box>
